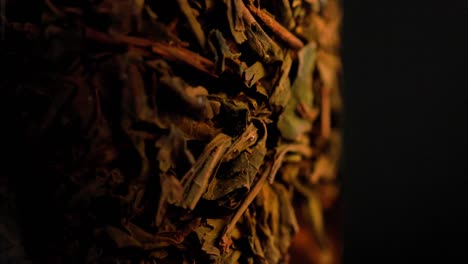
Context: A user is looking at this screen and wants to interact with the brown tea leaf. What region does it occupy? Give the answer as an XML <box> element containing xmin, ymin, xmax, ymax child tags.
<box><xmin>151</xmin><ymin>59</ymin><xmax>214</xmax><ymax>120</ymax></box>
<box><xmin>269</xmin><ymin>51</ymin><xmax>293</xmax><ymax>111</ymax></box>
<box><xmin>222</xmin><ymin>123</ymin><xmax>258</xmax><ymax>162</ymax></box>
<box><xmin>293</xmin><ymin>180</ymin><xmax>329</xmax><ymax>250</ymax></box>
<box><xmin>126</xmin><ymin>130</ymin><xmax>151</xmax><ymax>181</ymax></box>
<box><xmin>177</xmin><ymin>0</ymin><xmax>206</xmax><ymax>48</ymax></box>
<box><xmin>175</xmin><ymin>116</ymin><xmax>222</xmax><ymax>141</ymax></box>
<box><xmin>241</xmin><ymin>1</ymin><xmax>283</xmax><ymax>63</ymax></box>
<box><xmin>208</xmin><ymin>29</ymin><xmax>242</xmax><ymax>73</ymax></box>
<box><xmin>224</xmin><ymin>0</ymin><xmax>248</xmax><ymax>44</ymax></box>
<box><xmin>156</xmin><ymin>125</ymin><xmax>195</xmax><ymax>173</ymax></box>
<box><xmin>194</xmin><ymin>218</ymin><xmax>226</xmax><ymax>261</ymax></box>
<box><xmin>254</xmin><ymin>184</ymin><xmax>281</xmax><ymax>264</ymax></box>
<box><xmin>269</xmin><ymin>143</ymin><xmax>315</xmax><ymax>184</ymax></box>
<box><xmin>309</xmin><ymin>155</ymin><xmax>336</xmax><ymax>184</ymax></box>
<box><xmin>101</xmin><ymin>226</ymin><xmax>142</xmax><ymax>249</ymax></box>
<box><xmin>220</xmin><ymin>164</ymin><xmax>271</xmax><ymax>247</ymax></box>
<box><xmin>155</xmin><ymin>172</ymin><xmax>183</xmax><ymax>226</ymax></box>
<box><xmin>203</xmin><ymin>121</ymin><xmax>267</xmax><ymax>207</ymax></box>
<box><xmin>271</xmin><ymin>183</ymin><xmax>299</xmax><ymax>256</ymax></box>
<box><xmin>241</xmin><ymin>209</ymin><xmax>266</xmax><ymax>261</ymax></box>
<box><xmin>243</xmin><ymin>61</ymin><xmax>266</xmax><ymax>88</ymax></box>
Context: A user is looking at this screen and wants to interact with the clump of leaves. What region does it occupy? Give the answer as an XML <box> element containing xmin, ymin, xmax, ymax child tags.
<box><xmin>4</xmin><ymin>0</ymin><xmax>342</xmax><ymax>263</ymax></box>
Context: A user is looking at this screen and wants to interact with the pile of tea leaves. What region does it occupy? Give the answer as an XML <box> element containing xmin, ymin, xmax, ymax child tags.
<box><xmin>2</xmin><ymin>0</ymin><xmax>342</xmax><ymax>263</ymax></box>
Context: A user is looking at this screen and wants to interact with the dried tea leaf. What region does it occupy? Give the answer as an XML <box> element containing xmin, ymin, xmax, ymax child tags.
<box><xmin>268</xmin><ymin>0</ymin><xmax>296</xmax><ymax>28</ymax></box>
<box><xmin>149</xmin><ymin>249</ymin><xmax>169</xmax><ymax>260</ymax></box>
<box><xmin>269</xmin><ymin>51</ymin><xmax>293</xmax><ymax>111</ymax></box>
<box><xmin>317</xmin><ymin>50</ymin><xmax>341</xmax><ymax>91</ymax></box>
<box><xmin>318</xmin><ymin>183</ymin><xmax>339</xmax><ymax>209</ymax></box>
<box><xmin>270</xmin><ymin>183</ymin><xmax>298</xmax><ymax>257</ymax></box>
<box><xmin>100</xmin><ymin>225</ymin><xmax>142</xmax><ymax>249</ymax></box>
<box><xmin>296</xmin><ymin>102</ymin><xmax>319</xmax><ymax>121</ymax></box>
<box><xmin>150</xmin><ymin>42</ymin><xmax>217</xmax><ymax>77</ymax></box>
<box><xmin>203</xmin><ymin>121</ymin><xmax>266</xmax><ymax>208</ymax></box>
<box><xmin>243</xmin><ymin>61</ymin><xmax>266</xmax><ymax>88</ymax></box>
<box><xmin>239</xmin><ymin>1</ymin><xmax>282</xmax><ymax>64</ymax></box>
<box><xmin>126</xmin><ymin>129</ymin><xmax>151</xmax><ymax>181</ymax></box>
<box><xmin>241</xmin><ymin>209</ymin><xmax>266</xmax><ymax>261</ymax></box>
<box><xmin>175</xmin><ymin>116</ymin><xmax>221</xmax><ymax>141</ymax></box>
<box><xmin>309</xmin><ymin>155</ymin><xmax>336</xmax><ymax>183</ymax></box>
<box><xmin>127</xmin><ymin>219</ymin><xmax>200</xmax><ymax>250</ymax></box>
<box><xmin>177</xmin><ymin>0</ymin><xmax>206</xmax><ymax>48</ymax></box>
<box><xmin>219</xmin><ymin>98</ymin><xmax>250</xmax><ymax>136</ymax></box>
<box><xmin>178</xmin><ymin>133</ymin><xmax>232</xmax><ymax>210</ymax></box>
<box><xmin>194</xmin><ymin>218</ymin><xmax>227</xmax><ymax>262</ymax></box>
<box><xmin>119</xmin><ymin>49</ymin><xmax>159</xmax><ymax>127</ymax></box>
<box><xmin>220</xmin><ymin>162</ymin><xmax>272</xmax><ymax>250</ymax></box>
<box><xmin>277</xmin><ymin>42</ymin><xmax>317</xmax><ymax>141</ymax></box>
<box><xmin>221</xmin><ymin>249</ymin><xmax>242</xmax><ymax>264</ymax></box>
<box><xmin>208</xmin><ymin>29</ymin><xmax>242</xmax><ymax>73</ymax></box>
<box><xmin>247</xmin><ymin>4</ymin><xmax>304</xmax><ymax>49</ymax></box>
<box><xmin>156</xmin><ymin>172</ymin><xmax>183</xmax><ymax>226</ymax></box>
<box><xmin>222</xmin><ymin>123</ymin><xmax>258</xmax><ymax>162</ymax></box>
<box><xmin>268</xmin><ymin>143</ymin><xmax>315</xmax><ymax>183</ymax></box>
<box><xmin>156</xmin><ymin>124</ymin><xmax>195</xmax><ymax>173</ymax></box>
<box><xmin>6</xmin><ymin>0</ymin><xmax>342</xmax><ymax>263</ymax></box>
<box><xmin>254</xmin><ymin>184</ymin><xmax>281</xmax><ymax>264</ymax></box>
<box><xmin>224</xmin><ymin>0</ymin><xmax>248</xmax><ymax>44</ymax></box>
<box><xmin>293</xmin><ymin>180</ymin><xmax>329</xmax><ymax>250</ymax></box>
<box><xmin>152</xmin><ymin>59</ymin><xmax>213</xmax><ymax>120</ymax></box>
<box><xmin>243</xmin><ymin>22</ymin><xmax>282</xmax><ymax>64</ymax></box>
<box><xmin>313</xmin><ymin>0</ymin><xmax>342</xmax><ymax>50</ymax></box>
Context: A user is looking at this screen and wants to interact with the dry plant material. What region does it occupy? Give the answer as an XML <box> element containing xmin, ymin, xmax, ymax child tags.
<box><xmin>3</xmin><ymin>0</ymin><xmax>342</xmax><ymax>263</ymax></box>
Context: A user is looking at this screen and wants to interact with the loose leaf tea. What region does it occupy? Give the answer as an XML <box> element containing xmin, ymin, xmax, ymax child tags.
<box><xmin>3</xmin><ymin>0</ymin><xmax>342</xmax><ymax>263</ymax></box>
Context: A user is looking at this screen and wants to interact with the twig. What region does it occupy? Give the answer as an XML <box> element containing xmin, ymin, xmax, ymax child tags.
<box><xmin>84</xmin><ymin>28</ymin><xmax>217</xmax><ymax>77</ymax></box>
<box><xmin>152</xmin><ymin>43</ymin><xmax>217</xmax><ymax>77</ymax></box>
<box><xmin>220</xmin><ymin>142</ymin><xmax>315</xmax><ymax>242</ymax></box>
<box><xmin>321</xmin><ymin>86</ymin><xmax>331</xmax><ymax>139</ymax></box>
<box><xmin>221</xmin><ymin>165</ymin><xmax>271</xmax><ymax>240</ymax></box>
<box><xmin>247</xmin><ymin>5</ymin><xmax>304</xmax><ymax>49</ymax></box>
<box><xmin>240</xmin><ymin>1</ymin><xmax>257</xmax><ymax>26</ymax></box>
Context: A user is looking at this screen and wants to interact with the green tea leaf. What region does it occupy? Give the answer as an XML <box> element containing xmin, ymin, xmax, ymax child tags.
<box><xmin>277</xmin><ymin>42</ymin><xmax>317</xmax><ymax>141</ymax></box>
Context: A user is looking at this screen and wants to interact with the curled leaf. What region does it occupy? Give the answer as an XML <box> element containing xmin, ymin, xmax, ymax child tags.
<box><xmin>178</xmin><ymin>133</ymin><xmax>232</xmax><ymax>210</ymax></box>
<box><xmin>203</xmin><ymin>121</ymin><xmax>266</xmax><ymax>208</ymax></box>
<box><xmin>222</xmin><ymin>123</ymin><xmax>258</xmax><ymax>162</ymax></box>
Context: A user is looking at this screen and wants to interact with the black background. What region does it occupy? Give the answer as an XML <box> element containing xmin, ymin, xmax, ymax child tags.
<box><xmin>342</xmin><ymin>0</ymin><xmax>468</xmax><ymax>262</ymax></box>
